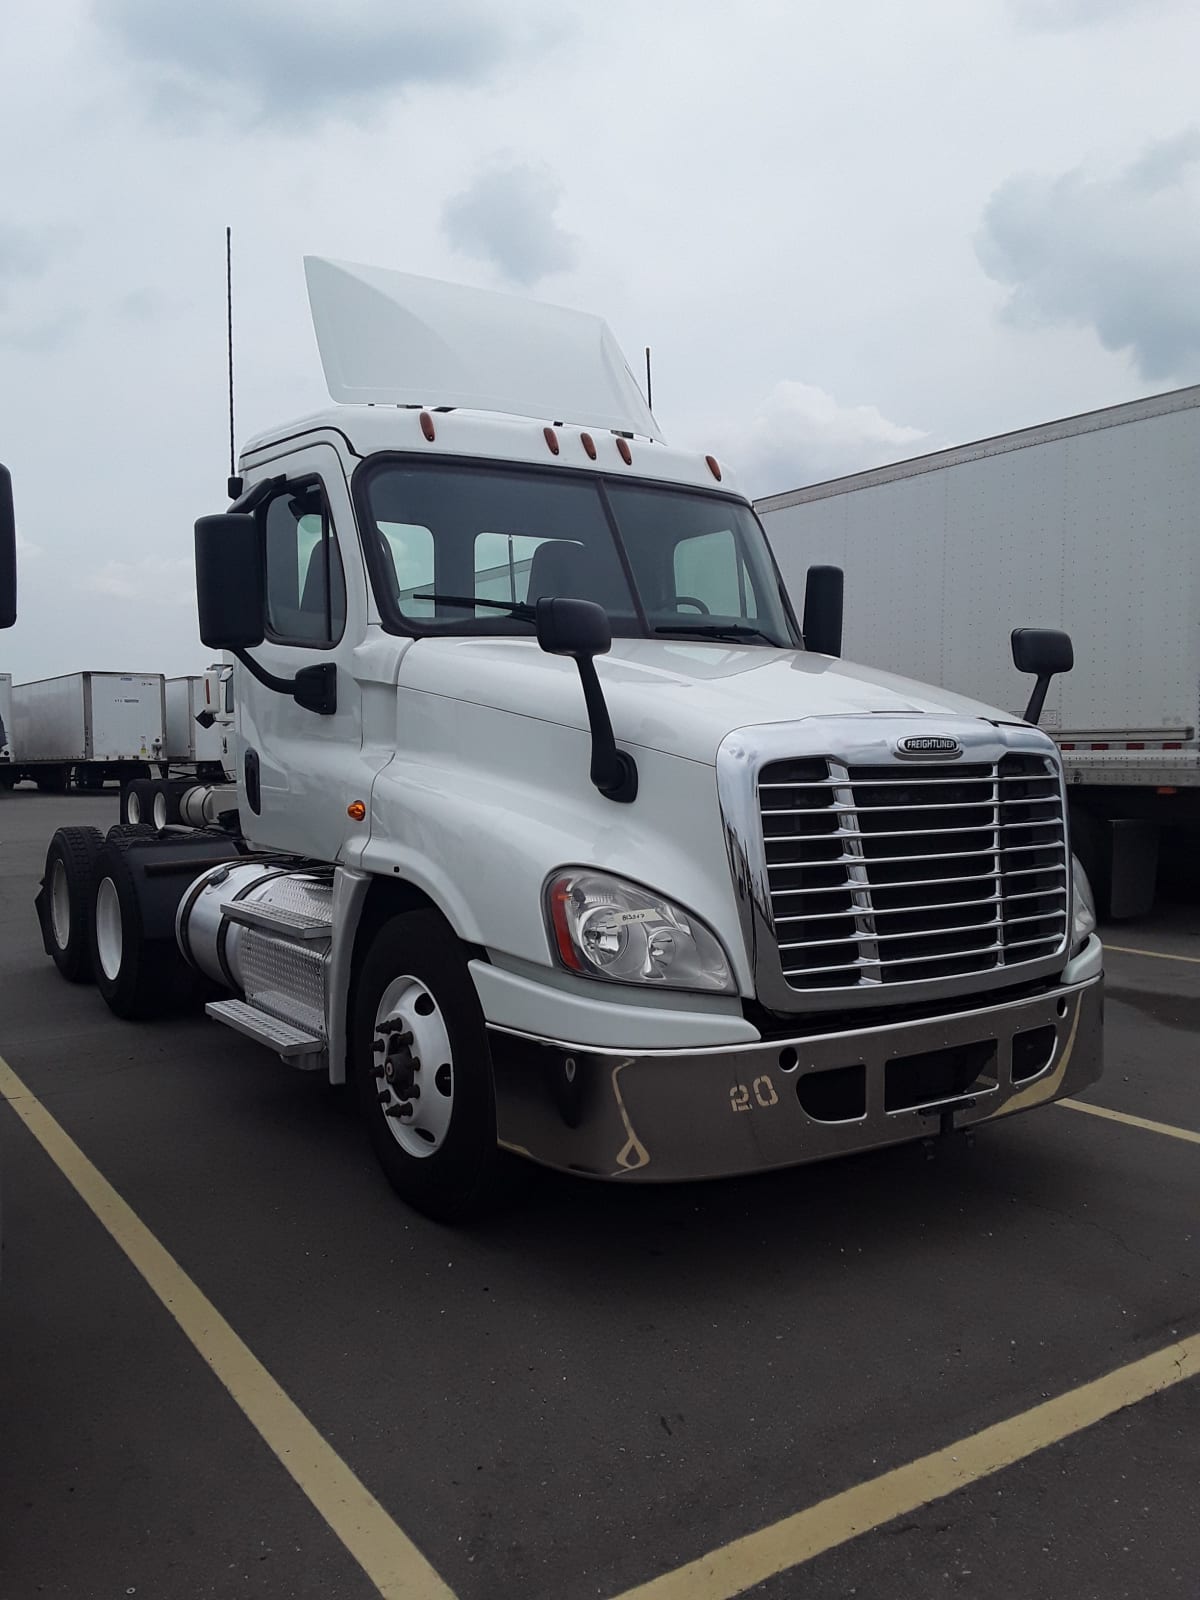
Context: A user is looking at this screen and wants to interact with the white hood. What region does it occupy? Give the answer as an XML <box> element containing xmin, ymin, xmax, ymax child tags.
<box><xmin>398</xmin><ymin>638</ymin><xmax>1027</xmax><ymax>765</ymax></box>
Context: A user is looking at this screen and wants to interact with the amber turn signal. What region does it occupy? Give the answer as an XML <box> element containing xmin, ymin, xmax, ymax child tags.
<box><xmin>347</xmin><ymin>801</ymin><xmax>367</xmax><ymax>821</ymax></box>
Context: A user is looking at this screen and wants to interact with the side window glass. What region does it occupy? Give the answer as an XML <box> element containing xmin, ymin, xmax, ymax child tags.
<box><xmin>263</xmin><ymin>485</ymin><xmax>346</xmax><ymax>645</ymax></box>
<box><xmin>673</xmin><ymin>528</ymin><xmax>758</xmax><ymax>618</ymax></box>
<box><xmin>379</xmin><ymin>522</ymin><xmax>435</xmax><ymax>618</ymax></box>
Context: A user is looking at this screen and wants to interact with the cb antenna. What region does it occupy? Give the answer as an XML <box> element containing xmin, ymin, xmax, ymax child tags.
<box><xmin>226</xmin><ymin>226</ymin><xmax>241</xmax><ymax>499</ymax></box>
<box><xmin>645</xmin><ymin>346</ymin><xmax>653</xmax><ymax>413</ymax></box>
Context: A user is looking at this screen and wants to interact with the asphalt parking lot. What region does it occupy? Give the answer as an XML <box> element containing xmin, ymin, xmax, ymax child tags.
<box><xmin>1</xmin><ymin>790</ymin><xmax>1196</xmax><ymax>1600</ymax></box>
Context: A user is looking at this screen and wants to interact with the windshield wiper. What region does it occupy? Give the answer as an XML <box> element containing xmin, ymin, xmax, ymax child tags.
<box><xmin>411</xmin><ymin>592</ymin><xmax>535</xmax><ymax>622</ymax></box>
<box><xmin>653</xmin><ymin>623</ymin><xmax>783</xmax><ymax>645</ymax></box>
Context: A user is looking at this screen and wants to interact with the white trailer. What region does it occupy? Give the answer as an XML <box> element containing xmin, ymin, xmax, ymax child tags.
<box><xmin>9</xmin><ymin>672</ymin><xmax>165</xmax><ymax>792</ymax></box>
<box><xmin>756</xmin><ymin>384</ymin><xmax>1200</xmax><ymax>916</ymax></box>
<box><xmin>0</xmin><ymin>672</ymin><xmax>12</xmax><ymax>773</ymax></box>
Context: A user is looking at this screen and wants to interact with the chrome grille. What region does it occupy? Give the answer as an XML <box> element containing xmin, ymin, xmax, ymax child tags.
<box><xmin>759</xmin><ymin>754</ymin><xmax>1068</xmax><ymax>990</ymax></box>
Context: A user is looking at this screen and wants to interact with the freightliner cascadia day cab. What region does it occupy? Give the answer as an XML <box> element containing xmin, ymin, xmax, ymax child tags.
<box><xmin>33</xmin><ymin>262</ymin><xmax>1103</xmax><ymax>1220</ymax></box>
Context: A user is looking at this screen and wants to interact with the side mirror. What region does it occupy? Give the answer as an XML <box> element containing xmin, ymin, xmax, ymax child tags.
<box><xmin>535</xmin><ymin>596</ymin><xmax>612</xmax><ymax>658</ymax></box>
<box><xmin>802</xmin><ymin>564</ymin><xmax>843</xmax><ymax>658</ymax></box>
<box><xmin>1012</xmin><ymin>627</ymin><xmax>1074</xmax><ymax>724</ymax></box>
<box><xmin>195</xmin><ymin>513</ymin><xmax>264</xmax><ymax>649</ymax></box>
<box><xmin>536</xmin><ymin>597</ymin><xmax>636</xmax><ymax>803</ymax></box>
<box><xmin>0</xmin><ymin>463</ymin><xmax>16</xmax><ymax>629</ymax></box>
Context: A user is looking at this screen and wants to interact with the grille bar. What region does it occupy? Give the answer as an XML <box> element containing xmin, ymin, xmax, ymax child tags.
<box><xmin>774</xmin><ymin>886</ymin><xmax>1067</xmax><ymax>923</ymax></box>
<box><xmin>762</xmin><ymin>797</ymin><xmax>1061</xmax><ymax>818</ymax></box>
<box><xmin>760</xmin><ymin>774</ymin><xmax>1060</xmax><ymax>791</ymax></box>
<box><xmin>765</xmin><ymin>819</ymin><xmax>1062</xmax><ymax>844</ymax></box>
<box><xmin>760</xmin><ymin>752</ymin><xmax>1069</xmax><ymax>991</ymax></box>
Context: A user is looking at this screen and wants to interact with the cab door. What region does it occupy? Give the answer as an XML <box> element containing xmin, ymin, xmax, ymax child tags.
<box><xmin>234</xmin><ymin>442</ymin><xmax>366</xmax><ymax>861</ymax></box>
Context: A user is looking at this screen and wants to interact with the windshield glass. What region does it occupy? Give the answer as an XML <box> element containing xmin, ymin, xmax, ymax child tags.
<box><xmin>358</xmin><ymin>460</ymin><xmax>798</xmax><ymax>645</ymax></box>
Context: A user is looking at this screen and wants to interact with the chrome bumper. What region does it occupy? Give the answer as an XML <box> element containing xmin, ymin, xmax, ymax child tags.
<box><xmin>490</xmin><ymin>975</ymin><xmax>1103</xmax><ymax>1182</ymax></box>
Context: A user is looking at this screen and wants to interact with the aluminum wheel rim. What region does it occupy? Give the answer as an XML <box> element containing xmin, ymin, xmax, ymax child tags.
<box><xmin>126</xmin><ymin>790</ymin><xmax>142</xmax><ymax>823</ymax></box>
<box><xmin>95</xmin><ymin>877</ymin><xmax>124</xmax><ymax>982</ymax></box>
<box><xmin>372</xmin><ymin>976</ymin><xmax>454</xmax><ymax>1159</ymax></box>
<box><xmin>152</xmin><ymin>790</ymin><xmax>168</xmax><ymax>830</ymax></box>
<box><xmin>50</xmin><ymin>859</ymin><xmax>71</xmax><ymax>950</ymax></box>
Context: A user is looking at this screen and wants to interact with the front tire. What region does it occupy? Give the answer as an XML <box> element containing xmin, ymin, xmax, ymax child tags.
<box><xmin>352</xmin><ymin>910</ymin><xmax>513</xmax><ymax>1222</ymax></box>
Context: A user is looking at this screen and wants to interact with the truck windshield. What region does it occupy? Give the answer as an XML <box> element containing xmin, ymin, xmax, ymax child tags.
<box><xmin>358</xmin><ymin>460</ymin><xmax>799</xmax><ymax>646</ymax></box>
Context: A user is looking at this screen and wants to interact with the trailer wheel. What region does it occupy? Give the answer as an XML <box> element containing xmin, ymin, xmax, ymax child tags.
<box><xmin>88</xmin><ymin>839</ymin><xmax>196</xmax><ymax>1020</ymax></box>
<box><xmin>37</xmin><ymin>826</ymin><xmax>104</xmax><ymax>982</ymax></box>
<box><xmin>352</xmin><ymin>910</ymin><xmax>515</xmax><ymax>1222</ymax></box>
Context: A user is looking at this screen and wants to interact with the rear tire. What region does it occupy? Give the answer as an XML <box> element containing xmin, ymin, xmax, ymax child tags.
<box><xmin>40</xmin><ymin>826</ymin><xmax>104</xmax><ymax>982</ymax></box>
<box><xmin>87</xmin><ymin>838</ymin><xmax>200</xmax><ymax>1019</ymax></box>
<box><xmin>121</xmin><ymin>779</ymin><xmax>156</xmax><ymax>826</ymax></box>
<box><xmin>352</xmin><ymin>910</ymin><xmax>515</xmax><ymax>1222</ymax></box>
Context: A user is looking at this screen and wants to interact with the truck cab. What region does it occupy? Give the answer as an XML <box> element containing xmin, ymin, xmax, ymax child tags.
<box><xmin>35</xmin><ymin>262</ymin><xmax>1104</xmax><ymax>1220</ymax></box>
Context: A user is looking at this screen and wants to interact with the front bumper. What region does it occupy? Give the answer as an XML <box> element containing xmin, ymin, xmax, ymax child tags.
<box><xmin>490</xmin><ymin>971</ymin><xmax>1103</xmax><ymax>1182</ymax></box>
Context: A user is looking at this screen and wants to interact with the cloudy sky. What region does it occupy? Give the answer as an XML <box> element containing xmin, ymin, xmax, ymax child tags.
<box><xmin>2</xmin><ymin>0</ymin><xmax>1198</xmax><ymax>679</ymax></box>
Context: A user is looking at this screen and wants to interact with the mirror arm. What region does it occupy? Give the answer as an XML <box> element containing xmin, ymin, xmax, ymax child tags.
<box><xmin>232</xmin><ymin>650</ymin><xmax>337</xmax><ymax>716</ymax></box>
<box><xmin>575</xmin><ymin>657</ymin><xmax>638</xmax><ymax>803</ymax></box>
<box><xmin>1023</xmin><ymin>674</ymin><xmax>1052</xmax><ymax>726</ymax></box>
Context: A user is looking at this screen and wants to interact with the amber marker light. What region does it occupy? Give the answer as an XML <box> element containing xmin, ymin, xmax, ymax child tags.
<box><xmin>347</xmin><ymin>801</ymin><xmax>367</xmax><ymax>821</ymax></box>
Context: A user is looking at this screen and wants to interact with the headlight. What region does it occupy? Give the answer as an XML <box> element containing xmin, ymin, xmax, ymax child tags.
<box><xmin>545</xmin><ymin>870</ymin><xmax>736</xmax><ymax>993</ymax></box>
<box><xmin>1071</xmin><ymin>854</ymin><xmax>1096</xmax><ymax>955</ymax></box>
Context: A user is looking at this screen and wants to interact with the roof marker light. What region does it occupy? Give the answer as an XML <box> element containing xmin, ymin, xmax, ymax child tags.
<box><xmin>544</xmin><ymin>426</ymin><xmax>560</xmax><ymax>455</ymax></box>
<box><xmin>420</xmin><ymin>411</ymin><xmax>436</xmax><ymax>441</ymax></box>
<box><xmin>617</xmin><ymin>437</ymin><xmax>632</xmax><ymax>465</ymax></box>
<box><xmin>581</xmin><ymin>432</ymin><xmax>597</xmax><ymax>460</ymax></box>
<box><xmin>706</xmin><ymin>455</ymin><xmax>722</xmax><ymax>481</ymax></box>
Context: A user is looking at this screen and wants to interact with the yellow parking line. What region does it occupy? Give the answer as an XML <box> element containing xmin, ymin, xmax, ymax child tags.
<box><xmin>1105</xmin><ymin>943</ymin><xmax>1200</xmax><ymax>965</ymax></box>
<box><xmin>1059</xmin><ymin>1097</ymin><xmax>1200</xmax><ymax>1146</ymax></box>
<box><xmin>0</xmin><ymin>1054</ymin><xmax>456</xmax><ymax>1600</ymax></box>
<box><xmin>610</xmin><ymin>1332</ymin><xmax>1198</xmax><ymax>1600</ymax></box>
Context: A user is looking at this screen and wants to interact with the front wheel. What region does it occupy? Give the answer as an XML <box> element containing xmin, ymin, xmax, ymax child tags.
<box><xmin>352</xmin><ymin>910</ymin><xmax>514</xmax><ymax>1222</ymax></box>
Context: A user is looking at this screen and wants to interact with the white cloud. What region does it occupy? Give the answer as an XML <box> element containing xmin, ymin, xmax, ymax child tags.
<box><xmin>698</xmin><ymin>382</ymin><xmax>930</xmax><ymax>499</ymax></box>
<box><xmin>976</xmin><ymin>129</ymin><xmax>1200</xmax><ymax>380</ymax></box>
<box><xmin>442</xmin><ymin>163</ymin><xmax>577</xmax><ymax>286</ymax></box>
<box><xmin>83</xmin><ymin>557</ymin><xmax>195</xmax><ymax>604</ymax></box>
<box><xmin>1006</xmin><ymin>0</ymin><xmax>1178</xmax><ymax>28</ymax></box>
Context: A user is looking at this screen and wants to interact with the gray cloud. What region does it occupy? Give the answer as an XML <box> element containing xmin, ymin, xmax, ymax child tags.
<box><xmin>103</xmin><ymin>0</ymin><xmax>547</xmax><ymax>125</ymax></box>
<box><xmin>442</xmin><ymin>163</ymin><xmax>577</xmax><ymax>286</ymax></box>
<box><xmin>0</xmin><ymin>223</ymin><xmax>51</xmax><ymax>285</ymax></box>
<box><xmin>976</xmin><ymin>130</ymin><xmax>1200</xmax><ymax>381</ymax></box>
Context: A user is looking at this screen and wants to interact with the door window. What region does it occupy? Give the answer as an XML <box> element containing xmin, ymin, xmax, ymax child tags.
<box><xmin>263</xmin><ymin>483</ymin><xmax>346</xmax><ymax>645</ymax></box>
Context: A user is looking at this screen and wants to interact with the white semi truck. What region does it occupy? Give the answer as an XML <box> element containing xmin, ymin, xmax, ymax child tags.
<box><xmin>756</xmin><ymin>385</ymin><xmax>1200</xmax><ymax>917</ymax></box>
<box><xmin>29</xmin><ymin>261</ymin><xmax>1103</xmax><ymax>1221</ymax></box>
<box><xmin>120</xmin><ymin>668</ymin><xmax>234</xmax><ymax>826</ymax></box>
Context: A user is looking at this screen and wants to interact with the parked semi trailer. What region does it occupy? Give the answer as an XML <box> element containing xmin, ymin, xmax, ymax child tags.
<box><xmin>33</xmin><ymin>260</ymin><xmax>1103</xmax><ymax>1220</ymax></box>
<box><xmin>757</xmin><ymin>384</ymin><xmax>1200</xmax><ymax>917</ymax></box>
<box><xmin>7</xmin><ymin>671</ymin><xmax>164</xmax><ymax>793</ymax></box>
<box><xmin>0</xmin><ymin>672</ymin><xmax>12</xmax><ymax>774</ymax></box>
<box><xmin>121</xmin><ymin>669</ymin><xmax>234</xmax><ymax>826</ymax></box>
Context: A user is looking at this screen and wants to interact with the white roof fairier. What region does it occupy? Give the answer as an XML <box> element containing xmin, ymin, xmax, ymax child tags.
<box><xmin>303</xmin><ymin>257</ymin><xmax>664</xmax><ymax>443</ymax></box>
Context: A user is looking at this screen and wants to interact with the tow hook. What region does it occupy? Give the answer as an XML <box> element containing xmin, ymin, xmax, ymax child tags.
<box><xmin>920</xmin><ymin>1097</ymin><xmax>977</xmax><ymax>1159</ymax></box>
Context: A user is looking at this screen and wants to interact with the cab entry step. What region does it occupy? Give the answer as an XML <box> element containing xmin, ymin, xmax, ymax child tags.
<box><xmin>221</xmin><ymin>900</ymin><xmax>331</xmax><ymax>940</ymax></box>
<box><xmin>205</xmin><ymin>998</ymin><xmax>324</xmax><ymax>1060</ymax></box>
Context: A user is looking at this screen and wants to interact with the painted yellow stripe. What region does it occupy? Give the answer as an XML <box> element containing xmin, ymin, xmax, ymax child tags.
<box><xmin>0</xmin><ymin>1055</ymin><xmax>456</xmax><ymax>1600</ymax></box>
<box><xmin>1060</xmin><ymin>1097</ymin><xmax>1200</xmax><ymax>1146</ymax></box>
<box><xmin>611</xmin><ymin>1333</ymin><xmax>1198</xmax><ymax>1600</ymax></box>
<box><xmin>1105</xmin><ymin>942</ymin><xmax>1200</xmax><ymax>966</ymax></box>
